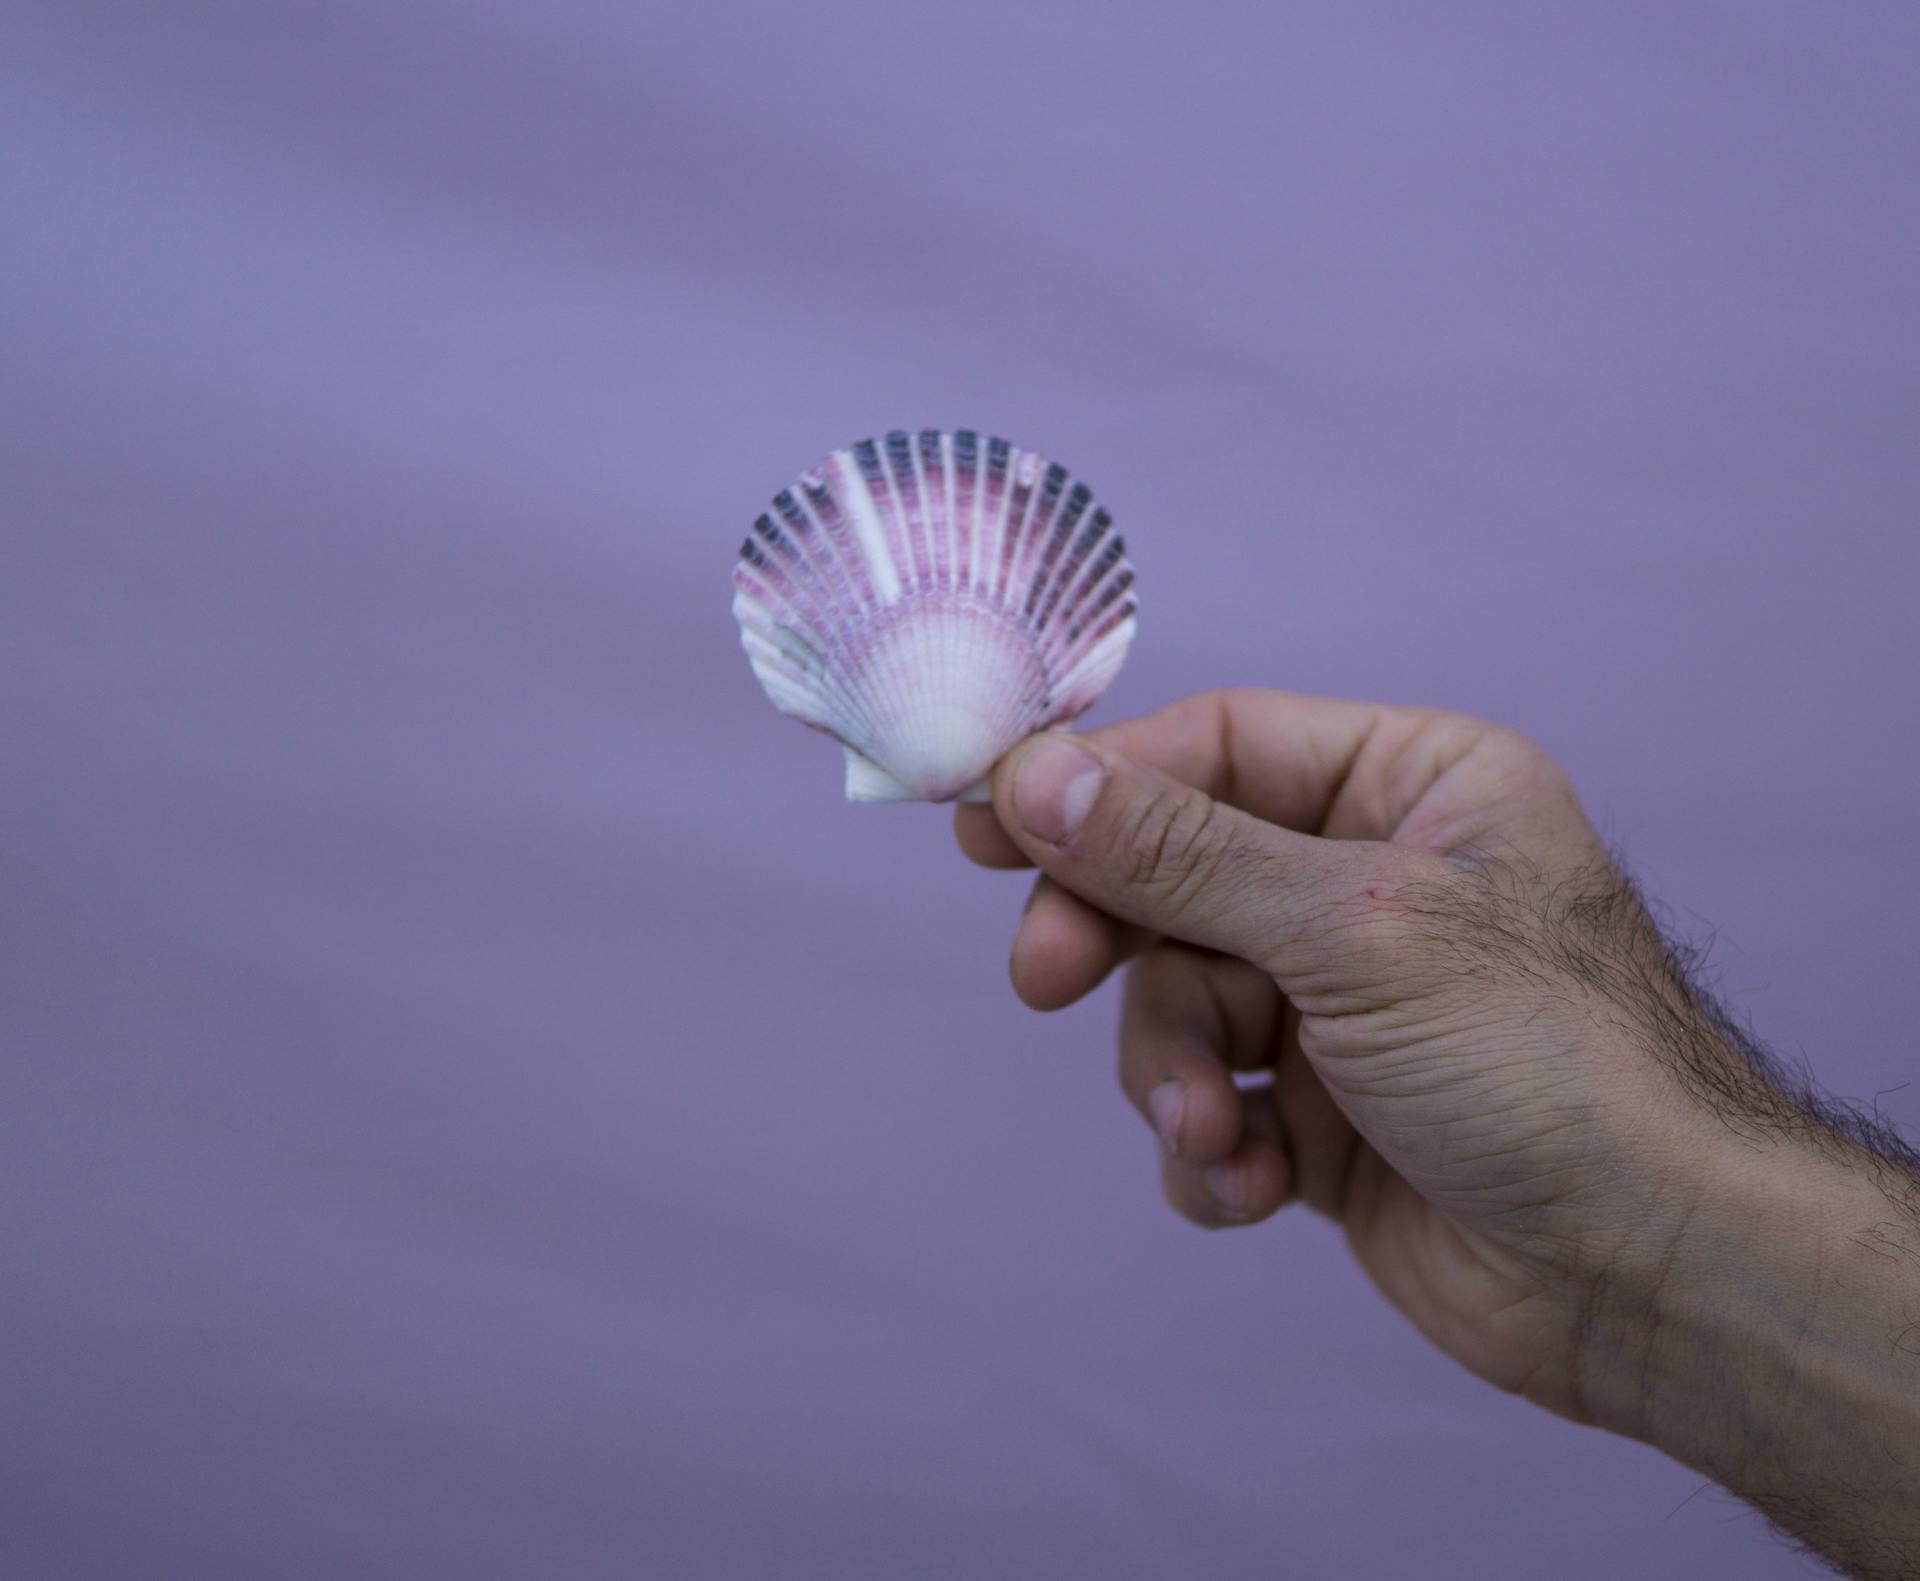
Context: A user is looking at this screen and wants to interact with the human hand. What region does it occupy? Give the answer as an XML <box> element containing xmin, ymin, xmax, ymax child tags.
<box><xmin>958</xmin><ymin>688</ymin><xmax>1688</xmax><ymax>1417</ymax></box>
<box><xmin>958</xmin><ymin>690</ymin><xmax>1920</xmax><ymax>1576</ymax></box>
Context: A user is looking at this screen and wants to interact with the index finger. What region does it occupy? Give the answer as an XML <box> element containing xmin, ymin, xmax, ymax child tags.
<box><xmin>954</xmin><ymin>687</ymin><xmax>1424</xmax><ymax>868</ymax></box>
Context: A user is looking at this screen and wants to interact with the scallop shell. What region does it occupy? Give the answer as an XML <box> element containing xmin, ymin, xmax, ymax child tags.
<box><xmin>732</xmin><ymin>429</ymin><xmax>1138</xmax><ymax>803</ymax></box>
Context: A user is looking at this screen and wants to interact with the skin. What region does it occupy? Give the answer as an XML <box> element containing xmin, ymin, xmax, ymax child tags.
<box><xmin>955</xmin><ymin>689</ymin><xmax>1920</xmax><ymax>1579</ymax></box>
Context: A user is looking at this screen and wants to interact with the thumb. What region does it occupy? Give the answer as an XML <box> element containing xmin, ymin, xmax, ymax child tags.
<box><xmin>990</xmin><ymin>732</ymin><xmax>1396</xmax><ymax>982</ymax></box>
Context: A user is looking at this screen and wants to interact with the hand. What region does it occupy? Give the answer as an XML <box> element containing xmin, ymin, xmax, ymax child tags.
<box><xmin>958</xmin><ymin>690</ymin><xmax>1920</xmax><ymax>1577</ymax></box>
<box><xmin>959</xmin><ymin>688</ymin><xmax>1698</xmax><ymax>1417</ymax></box>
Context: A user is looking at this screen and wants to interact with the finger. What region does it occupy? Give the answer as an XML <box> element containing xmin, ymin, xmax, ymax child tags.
<box><xmin>954</xmin><ymin>803</ymin><xmax>1031</xmax><ymax>870</ymax></box>
<box><xmin>1076</xmin><ymin>689</ymin><xmax>1436</xmax><ymax>839</ymax></box>
<box><xmin>1160</xmin><ymin>1089</ymin><xmax>1291</xmax><ymax>1228</ymax></box>
<box><xmin>1273</xmin><ymin>1009</ymin><xmax>1363</xmax><ymax>1219</ymax></box>
<box><xmin>1119</xmin><ymin>946</ymin><xmax>1279</xmax><ymax>1164</ymax></box>
<box><xmin>1084</xmin><ymin>690</ymin><xmax>1595</xmax><ymax>861</ymax></box>
<box><xmin>1011</xmin><ymin>879</ymin><xmax>1149</xmax><ymax>1011</ymax></box>
<box><xmin>990</xmin><ymin>732</ymin><xmax>1426</xmax><ymax>994</ymax></box>
<box><xmin>962</xmin><ymin>688</ymin><xmax>1431</xmax><ymax>864</ymax></box>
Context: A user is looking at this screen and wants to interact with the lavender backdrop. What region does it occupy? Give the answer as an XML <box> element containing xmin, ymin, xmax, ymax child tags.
<box><xmin>4</xmin><ymin>3</ymin><xmax>1916</xmax><ymax>1577</ymax></box>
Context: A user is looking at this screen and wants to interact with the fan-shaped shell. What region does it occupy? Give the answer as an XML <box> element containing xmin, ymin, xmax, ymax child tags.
<box><xmin>732</xmin><ymin>429</ymin><xmax>1138</xmax><ymax>802</ymax></box>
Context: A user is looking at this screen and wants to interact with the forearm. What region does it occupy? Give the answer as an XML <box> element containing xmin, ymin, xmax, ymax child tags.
<box><xmin>1589</xmin><ymin>1132</ymin><xmax>1920</xmax><ymax>1578</ymax></box>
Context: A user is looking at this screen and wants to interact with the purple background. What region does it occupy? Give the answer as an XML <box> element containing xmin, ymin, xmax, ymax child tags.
<box><xmin>5</xmin><ymin>3</ymin><xmax>1917</xmax><ymax>1576</ymax></box>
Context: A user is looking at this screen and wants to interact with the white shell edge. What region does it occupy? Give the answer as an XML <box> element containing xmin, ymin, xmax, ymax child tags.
<box><xmin>844</xmin><ymin>750</ymin><xmax>917</xmax><ymax>802</ymax></box>
<box><xmin>845</xmin><ymin>747</ymin><xmax>992</xmax><ymax>804</ymax></box>
<box><xmin>844</xmin><ymin>723</ymin><xmax>1083</xmax><ymax>806</ymax></box>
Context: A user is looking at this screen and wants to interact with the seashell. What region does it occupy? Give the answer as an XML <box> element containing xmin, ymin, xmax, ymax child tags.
<box><xmin>732</xmin><ymin>429</ymin><xmax>1138</xmax><ymax>803</ymax></box>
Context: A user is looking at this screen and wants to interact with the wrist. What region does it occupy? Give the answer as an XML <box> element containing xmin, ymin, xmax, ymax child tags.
<box><xmin>1580</xmin><ymin>1117</ymin><xmax>1920</xmax><ymax>1508</ymax></box>
<box><xmin>1584</xmin><ymin>1132</ymin><xmax>1852</xmax><ymax>1450</ymax></box>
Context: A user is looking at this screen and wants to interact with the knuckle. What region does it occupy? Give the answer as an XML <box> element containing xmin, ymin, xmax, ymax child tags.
<box><xmin>1120</xmin><ymin>786</ymin><xmax>1232</xmax><ymax>915</ymax></box>
<box><xmin>1119</xmin><ymin>788</ymin><xmax>1183</xmax><ymax>888</ymax></box>
<box><xmin>1480</xmin><ymin>721</ymin><xmax>1540</xmax><ymax>757</ymax></box>
<box><xmin>1478</xmin><ymin>725</ymin><xmax>1578</xmax><ymax>803</ymax></box>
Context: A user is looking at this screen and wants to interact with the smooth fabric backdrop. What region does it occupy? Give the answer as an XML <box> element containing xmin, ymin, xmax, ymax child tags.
<box><xmin>5</xmin><ymin>2</ymin><xmax>1917</xmax><ymax>1577</ymax></box>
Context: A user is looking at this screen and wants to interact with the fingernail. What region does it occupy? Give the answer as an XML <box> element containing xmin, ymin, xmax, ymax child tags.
<box><xmin>1012</xmin><ymin>736</ymin><xmax>1104</xmax><ymax>844</ymax></box>
<box><xmin>1205</xmin><ymin>1162</ymin><xmax>1247</xmax><ymax>1214</ymax></box>
<box><xmin>1147</xmin><ymin>1082</ymin><xmax>1186</xmax><ymax>1154</ymax></box>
